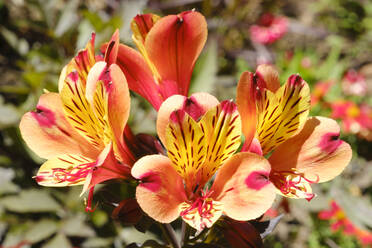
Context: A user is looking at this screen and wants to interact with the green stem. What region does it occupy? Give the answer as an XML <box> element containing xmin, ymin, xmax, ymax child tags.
<box><xmin>181</xmin><ymin>221</ymin><xmax>191</xmax><ymax>246</ymax></box>
<box><xmin>159</xmin><ymin>223</ymin><xmax>180</xmax><ymax>248</ymax></box>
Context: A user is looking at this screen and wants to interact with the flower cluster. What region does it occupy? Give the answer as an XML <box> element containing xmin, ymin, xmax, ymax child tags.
<box><xmin>19</xmin><ymin>11</ymin><xmax>352</xmax><ymax>245</ymax></box>
<box><xmin>319</xmin><ymin>201</ymin><xmax>372</xmax><ymax>246</ymax></box>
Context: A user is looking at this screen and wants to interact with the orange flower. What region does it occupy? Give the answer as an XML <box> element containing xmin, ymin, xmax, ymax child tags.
<box><xmin>20</xmin><ymin>32</ymin><xmax>133</xmax><ymax>210</ymax></box>
<box><xmin>101</xmin><ymin>11</ymin><xmax>207</xmax><ymax>110</ymax></box>
<box><xmin>237</xmin><ymin>65</ymin><xmax>352</xmax><ymax>201</ymax></box>
<box><xmin>131</xmin><ymin>93</ymin><xmax>276</xmax><ymax>231</ymax></box>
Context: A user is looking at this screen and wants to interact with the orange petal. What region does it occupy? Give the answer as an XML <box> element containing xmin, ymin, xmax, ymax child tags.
<box><xmin>131</xmin><ymin>13</ymin><xmax>161</xmax><ymax>45</ymax></box>
<box><xmin>19</xmin><ymin>93</ymin><xmax>98</xmax><ymax>159</ymax></box>
<box><xmin>157</xmin><ymin>93</ymin><xmax>219</xmax><ymax>146</ymax></box>
<box><xmin>131</xmin><ymin>155</ymin><xmax>187</xmax><ymax>223</ymax></box>
<box><xmin>145</xmin><ymin>11</ymin><xmax>207</xmax><ymax>96</ymax></box>
<box><xmin>256</xmin><ymin>64</ymin><xmax>280</xmax><ymax>92</ymax></box>
<box><xmin>107</xmin><ymin>43</ymin><xmax>163</xmax><ymax>110</ymax></box>
<box><xmin>236</xmin><ymin>71</ymin><xmax>257</xmax><ymax>149</ymax></box>
<box><xmin>198</xmin><ymin>100</ymin><xmax>242</xmax><ymax>183</ymax></box>
<box><xmin>211</xmin><ymin>152</ymin><xmax>276</xmax><ymax>221</ymax></box>
<box><xmin>83</xmin><ymin>143</ymin><xmax>130</xmax><ymax>193</ymax></box>
<box><xmin>256</xmin><ymin>75</ymin><xmax>310</xmax><ymax>155</ymax></box>
<box><xmin>269</xmin><ymin>116</ymin><xmax>352</xmax><ymax>183</ymax></box>
<box><xmin>104</xmin><ymin>29</ymin><xmax>119</xmax><ymax>66</ymax></box>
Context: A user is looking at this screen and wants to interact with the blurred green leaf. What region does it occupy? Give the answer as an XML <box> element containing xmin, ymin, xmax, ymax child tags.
<box><xmin>82</xmin><ymin>237</ymin><xmax>113</xmax><ymax>248</ymax></box>
<box><xmin>190</xmin><ymin>39</ymin><xmax>218</xmax><ymax>94</ymax></box>
<box><xmin>42</xmin><ymin>233</ymin><xmax>72</xmax><ymax>248</ymax></box>
<box><xmin>60</xmin><ymin>215</ymin><xmax>95</xmax><ymax>237</ymax></box>
<box><xmin>24</xmin><ymin>220</ymin><xmax>58</xmax><ymax>244</ymax></box>
<box><xmin>54</xmin><ymin>0</ymin><xmax>79</xmax><ymax>37</ymax></box>
<box><xmin>0</xmin><ymin>189</ymin><xmax>61</xmax><ymax>213</ymax></box>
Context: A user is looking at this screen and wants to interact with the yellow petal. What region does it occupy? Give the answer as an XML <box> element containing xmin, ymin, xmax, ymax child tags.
<box><xmin>256</xmin><ymin>75</ymin><xmax>310</xmax><ymax>155</ymax></box>
<box><xmin>199</xmin><ymin>100</ymin><xmax>242</xmax><ymax>183</ymax></box>
<box><xmin>165</xmin><ymin>110</ymin><xmax>206</xmax><ymax>189</ymax></box>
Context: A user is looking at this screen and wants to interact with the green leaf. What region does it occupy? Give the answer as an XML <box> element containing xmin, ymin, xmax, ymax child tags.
<box><xmin>82</xmin><ymin>237</ymin><xmax>113</xmax><ymax>248</ymax></box>
<box><xmin>24</xmin><ymin>220</ymin><xmax>58</xmax><ymax>243</ymax></box>
<box><xmin>190</xmin><ymin>39</ymin><xmax>218</xmax><ymax>94</ymax></box>
<box><xmin>42</xmin><ymin>233</ymin><xmax>72</xmax><ymax>248</ymax></box>
<box><xmin>60</xmin><ymin>215</ymin><xmax>95</xmax><ymax>237</ymax></box>
<box><xmin>0</xmin><ymin>189</ymin><xmax>61</xmax><ymax>213</ymax></box>
<box><xmin>54</xmin><ymin>0</ymin><xmax>79</xmax><ymax>37</ymax></box>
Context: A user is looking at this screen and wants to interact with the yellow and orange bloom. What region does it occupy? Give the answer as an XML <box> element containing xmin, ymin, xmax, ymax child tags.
<box><xmin>131</xmin><ymin>93</ymin><xmax>276</xmax><ymax>231</ymax></box>
<box><xmin>20</xmin><ymin>32</ymin><xmax>134</xmax><ymax>210</ymax></box>
<box><xmin>102</xmin><ymin>11</ymin><xmax>207</xmax><ymax>110</ymax></box>
<box><xmin>237</xmin><ymin>64</ymin><xmax>352</xmax><ymax>201</ymax></box>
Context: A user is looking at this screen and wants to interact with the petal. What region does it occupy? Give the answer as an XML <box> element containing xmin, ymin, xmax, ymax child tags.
<box><xmin>211</xmin><ymin>152</ymin><xmax>276</xmax><ymax>221</ymax></box>
<box><xmin>256</xmin><ymin>64</ymin><xmax>280</xmax><ymax>92</ymax></box>
<box><xmin>131</xmin><ymin>155</ymin><xmax>187</xmax><ymax>223</ymax></box>
<box><xmin>85</xmin><ymin>62</ymin><xmax>131</xmax><ymax>159</ymax></box>
<box><xmin>58</xmin><ymin>33</ymin><xmax>96</xmax><ymax>92</ymax></box>
<box><xmin>236</xmin><ymin>71</ymin><xmax>257</xmax><ymax>149</ymax></box>
<box><xmin>157</xmin><ymin>93</ymin><xmax>219</xmax><ymax>145</ymax></box>
<box><xmin>103</xmin><ymin>29</ymin><xmax>119</xmax><ymax>66</ymax></box>
<box><xmin>145</xmin><ymin>11</ymin><xmax>207</xmax><ymax>96</ymax></box>
<box><xmin>83</xmin><ymin>143</ymin><xmax>131</xmax><ymax>193</ymax></box>
<box><xmin>269</xmin><ymin>116</ymin><xmax>352</xmax><ymax>183</ymax></box>
<box><xmin>180</xmin><ymin>199</ymin><xmax>223</xmax><ymax>231</ymax></box>
<box><xmin>199</xmin><ymin>100</ymin><xmax>242</xmax><ymax>183</ymax></box>
<box><xmin>256</xmin><ymin>75</ymin><xmax>310</xmax><ymax>155</ymax></box>
<box><xmin>19</xmin><ymin>93</ymin><xmax>98</xmax><ymax>159</ymax></box>
<box><xmin>131</xmin><ymin>13</ymin><xmax>161</xmax><ymax>46</ymax></box>
<box><xmin>165</xmin><ymin>109</ymin><xmax>206</xmax><ymax>190</ymax></box>
<box><xmin>105</xmin><ymin>43</ymin><xmax>162</xmax><ymax>110</ymax></box>
<box><xmin>35</xmin><ymin>154</ymin><xmax>95</xmax><ymax>187</ymax></box>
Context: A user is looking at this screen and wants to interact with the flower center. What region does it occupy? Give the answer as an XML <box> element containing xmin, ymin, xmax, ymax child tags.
<box><xmin>270</xmin><ymin>169</ymin><xmax>319</xmax><ymax>201</ymax></box>
<box><xmin>179</xmin><ymin>190</ymin><xmax>223</xmax><ymax>230</ymax></box>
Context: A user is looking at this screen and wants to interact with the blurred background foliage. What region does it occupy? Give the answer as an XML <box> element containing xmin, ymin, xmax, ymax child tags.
<box><xmin>0</xmin><ymin>0</ymin><xmax>371</xmax><ymax>247</ymax></box>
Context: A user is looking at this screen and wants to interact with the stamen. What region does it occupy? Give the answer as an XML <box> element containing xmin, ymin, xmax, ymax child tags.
<box><xmin>85</xmin><ymin>187</ymin><xmax>97</xmax><ymax>212</ymax></box>
<box><xmin>270</xmin><ymin>169</ymin><xmax>319</xmax><ymax>201</ymax></box>
<box><xmin>51</xmin><ymin>162</ymin><xmax>95</xmax><ymax>184</ymax></box>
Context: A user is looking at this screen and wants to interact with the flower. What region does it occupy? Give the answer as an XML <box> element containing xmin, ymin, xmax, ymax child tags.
<box><xmin>331</xmin><ymin>100</ymin><xmax>372</xmax><ymax>141</ymax></box>
<box><xmin>319</xmin><ymin>201</ymin><xmax>372</xmax><ymax>246</ymax></box>
<box><xmin>236</xmin><ymin>64</ymin><xmax>352</xmax><ymax>201</ymax></box>
<box><xmin>342</xmin><ymin>69</ymin><xmax>367</xmax><ymax>96</ymax></box>
<box><xmin>311</xmin><ymin>80</ymin><xmax>333</xmax><ymax>106</ymax></box>
<box><xmin>101</xmin><ymin>11</ymin><xmax>207</xmax><ymax>110</ymax></box>
<box><xmin>20</xmin><ymin>32</ymin><xmax>133</xmax><ymax>210</ymax></box>
<box><xmin>131</xmin><ymin>93</ymin><xmax>276</xmax><ymax>231</ymax></box>
<box><xmin>249</xmin><ymin>13</ymin><xmax>288</xmax><ymax>45</ymax></box>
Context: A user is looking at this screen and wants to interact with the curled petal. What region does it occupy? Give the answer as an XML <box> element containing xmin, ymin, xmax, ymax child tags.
<box><xmin>256</xmin><ymin>75</ymin><xmax>310</xmax><ymax>155</ymax></box>
<box><xmin>104</xmin><ymin>29</ymin><xmax>120</xmax><ymax>66</ymax></box>
<box><xmin>20</xmin><ymin>93</ymin><xmax>98</xmax><ymax>159</ymax></box>
<box><xmin>269</xmin><ymin>116</ymin><xmax>352</xmax><ymax>183</ymax></box>
<box><xmin>86</xmin><ymin>62</ymin><xmax>131</xmax><ymax>163</ymax></box>
<box><xmin>145</xmin><ymin>11</ymin><xmax>207</xmax><ymax>96</ymax></box>
<box><xmin>211</xmin><ymin>153</ymin><xmax>276</xmax><ymax>221</ymax></box>
<box><xmin>256</xmin><ymin>64</ymin><xmax>280</xmax><ymax>92</ymax></box>
<box><xmin>157</xmin><ymin>93</ymin><xmax>219</xmax><ymax>145</ymax></box>
<box><xmin>131</xmin><ymin>155</ymin><xmax>187</xmax><ymax>223</ymax></box>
